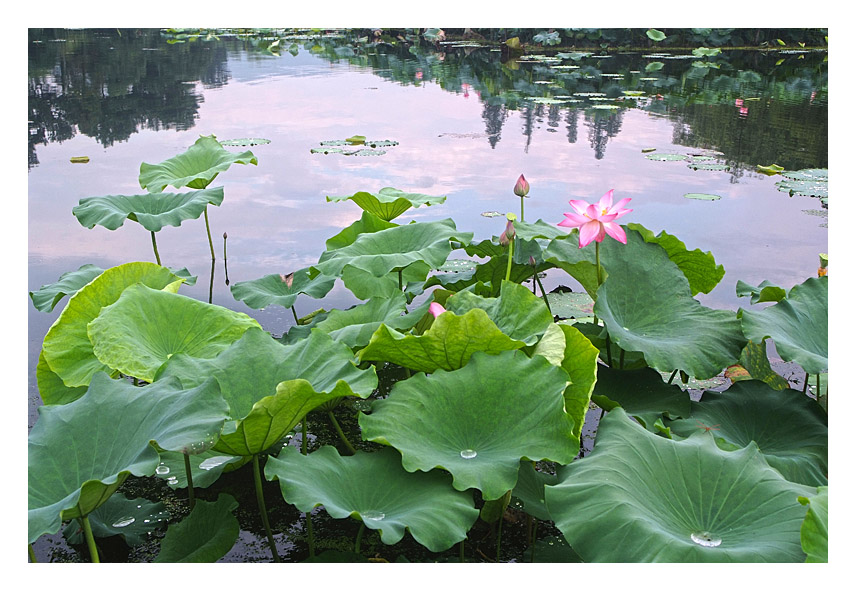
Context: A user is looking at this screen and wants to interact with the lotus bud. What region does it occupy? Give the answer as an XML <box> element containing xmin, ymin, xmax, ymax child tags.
<box><xmin>223</xmin><ymin>232</ymin><xmax>227</xmax><ymax>239</ymax></box>
<box><xmin>429</xmin><ymin>302</ymin><xmax>447</xmax><ymax>318</ymax></box>
<box><xmin>499</xmin><ymin>218</ymin><xmax>516</xmax><ymax>247</ymax></box>
<box><xmin>514</xmin><ymin>174</ymin><xmax>530</xmax><ymax>198</ymax></box>
<box><xmin>529</xmin><ymin>256</ymin><xmax>537</xmax><ymax>267</ymax></box>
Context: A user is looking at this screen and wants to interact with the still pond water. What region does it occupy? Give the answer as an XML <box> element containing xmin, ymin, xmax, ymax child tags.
<box><xmin>27</xmin><ymin>28</ymin><xmax>828</xmax><ymax>561</ymax></box>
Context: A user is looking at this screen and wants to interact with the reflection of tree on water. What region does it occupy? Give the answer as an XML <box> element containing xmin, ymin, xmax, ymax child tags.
<box><xmin>480</xmin><ymin>101</ymin><xmax>508</xmax><ymax>149</ymax></box>
<box><xmin>585</xmin><ymin>110</ymin><xmax>625</xmax><ymax>160</ymax></box>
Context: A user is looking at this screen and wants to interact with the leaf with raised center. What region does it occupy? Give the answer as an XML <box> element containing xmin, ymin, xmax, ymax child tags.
<box><xmin>265</xmin><ymin>446</ymin><xmax>479</xmax><ymax>552</ymax></box>
<box><xmin>325</xmin><ymin>187</ymin><xmax>446</xmax><ymax>221</ymax></box>
<box><xmin>139</xmin><ymin>134</ymin><xmax>257</xmax><ymax>192</ymax></box>
<box><xmin>545</xmin><ymin>410</ymin><xmax>814</xmax><ymax>562</ymax></box>
<box><xmin>739</xmin><ymin>276</ymin><xmax>827</xmax><ymax>375</ymax></box>
<box><xmin>359</xmin><ymin>351</ymin><xmax>578</xmax><ymax>500</ymax></box>
<box><xmin>88</xmin><ymin>284</ymin><xmax>261</xmax><ymax>383</ymax></box>
<box><xmin>40</xmin><ymin>262</ymin><xmax>186</xmax><ymax>389</ymax></box>
<box><xmin>28</xmin><ymin>372</ymin><xmax>227</xmax><ymax>544</ymax></box>
<box><xmin>667</xmin><ymin>380</ymin><xmax>827</xmax><ymax>487</ymax></box>
<box><xmin>72</xmin><ymin>188</ymin><xmax>224</xmax><ymax>232</ymax></box>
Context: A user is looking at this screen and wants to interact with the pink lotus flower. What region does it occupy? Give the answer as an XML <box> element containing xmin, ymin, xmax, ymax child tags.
<box><xmin>558</xmin><ymin>190</ymin><xmax>632</xmax><ymax>248</ymax></box>
<box><xmin>429</xmin><ymin>302</ymin><xmax>447</xmax><ymax>318</ymax></box>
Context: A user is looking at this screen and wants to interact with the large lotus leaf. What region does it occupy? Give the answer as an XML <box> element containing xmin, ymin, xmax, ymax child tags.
<box><xmin>513</xmin><ymin>219</ymin><xmax>568</xmax><ymax>242</ymax></box>
<box><xmin>155</xmin><ymin>327</ymin><xmax>377</xmax><ymax>456</ymax></box>
<box><xmin>310</xmin><ymin>293</ymin><xmax>419</xmax><ymax>349</ymax></box>
<box><xmin>30</xmin><ymin>264</ymin><xmax>104</xmax><ymax>313</ymax></box>
<box><xmin>591</xmin><ymin>366</ymin><xmax>692</xmax><ymax>429</ymax></box>
<box><xmin>667</xmin><ymin>381</ymin><xmax>827</xmax><ymax>487</ymax></box>
<box><xmin>139</xmin><ymin>134</ymin><xmax>257</xmax><ymax>192</ymax></box>
<box><xmin>265</xmin><ymin>446</ymin><xmax>479</xmax><ymax>552</ymax></box>
<box><xmin>726</xmin><ymin>339</ymin><xmax>789</xmax><ymax>390</ymax></box>
<box><xmin>325</xmin><ymin>210</ymin><xmax>398</xmax><ymax>250</ymax></box>
<box><xmin>325</xmin><ymin>187</ymin><xmax>446</xmax><ymax>221</ymax></box>
<box><xmin>40</xmin><ymin>262</ymin><xmax>185</xmax><ymax>388</ymax></box>
<box><xmin>798</xmin><ymin>486</ymin><xmax>828</xmax><ymax>562</ymax></box>
<box><xmin>627</xmin><ymin>223</ymin><xmax>725</xmax><ymax>295</ymax></box>
<box><xmin>739</xmin><ymin>276</ymin><xmax>828</xmax><ymax>375</ymax></box>
<box><xmin>357</xmin><ymin>307</ymin><xmax>524</xmax><ymax>373</ymax></box>
<box><xmin>459</xmin><ymin>237</ymin><xmax>554</xmax><ymax>296</ymax></box>
<box><xmin>511</xmin><ymin>460</ymin><xmax>559</xmax><ymax>521</ymax></box>
<box><xmin>28</xmin><ymin>372</ymin><xmax>226</xmax><ymax>543</ymax></box>
<box><xmin>544</xmin><ymin>410</ymin><xmax>814</xmax><ymax>562</ymax></box>
<box><xmin>62</xmin><ymin>494</ymin><xmax>170</xmax><ymax>547</ymax></box>
<box><xmin>340</xmin><ymin>261</ymin><xmax>429</xmax><ymax>300</ymax></box>
<box><xmin>736</xmin><ymin>279</ymin><xmax>787</xmax><ymax>305</ymax></box>
<box><xmin>359</xmin><ymin>351</ymin><xmax>578</xmax><ymax>500</ymax></box>
<box><xmin>446</xmin><ymin>280</ymin><xmax>553</xmax><ymax>346</ymax></box>
<box><xmin>36</xmin><ymin>350</ymin><xmax>88</xmax><ymax>405</ymax></box>
<box><xmin>229</xmin><ymin>267</ymin><xmax>336</xmax><ymax>310</ymax></box>
<box><xmin>155</xmin><ymin>449</ymin><xmax>246</xmax><ymax>490</ymax></box>
<box><xmin>88</xmin><ymin>284</ymin><xmax>261</xmax><ymax>383</ymax></box>
<box><xmin>594</xmin><ymin>230</ymin><xmax>746</xmax><ymax>378</ymax></box>
<box><xmin>155</xmin><ymin>494</ymin><xmax>240</xmax><ymax>562</ymax></box>
<box><xmin>72</xmin><ymin>187</ymin><xmax>225</xmax><ymax>232</ymax></box>
<box><xmin>312</xmin><ymin>218</ymin><xmax>472</xmax><ymax>279</ymax></box>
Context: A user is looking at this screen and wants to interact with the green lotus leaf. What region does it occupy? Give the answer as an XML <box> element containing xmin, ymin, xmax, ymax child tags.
<box><xmin>310</xmin><ymin>293</ymin><xmax>419</xmax><ymax>349</ymax></box>
<box><xmin>627</xmin><ymin>223</ymin><xmax>725</xmax><ymax>295</ymax></box>
<box><xmin>36</xmin><ymin>350</ymin><xmax>88</xmax><ymax>405</ymax></box>
<box><xmin>40</xmin><ymin>262</ymin><xmax>186</xmax><ymax>389</ymax></box>
<box><xmin>359</xmin><ymin>351</ymin><xmax>578</xmax><ymax>500</ymax></box>
<box><xmin>229</xmin><ymin>267</ymin><xmax>336</xmax><ymax>310</ymax></box>
<box><xmin>30</xmin><ymin>264</ymin><xmax>104</xmax><ymax>313</ymax></box>
<box><xmin>325</xmin><ymin>210</ymin><xmax>398</xmax><ymax>251</ymax></box>
<box><xmin>646</xmin><ymin>28</ymin><xmax>666</xmax><ymax>41</ymax></box>
<box><xmin>545</xmin><ymin>410</ymin><xmax>814</xmax><ymax>562</ymax></box>
<box><xmin>73</xmin><ymin>187</ymin><xmax>224</xmax><ymax>232</ymax></box>
<box><xmin>544</xmin><ymin>291</ymin><xmax>594</xmax><ymax>320</ymax></box>
<box><xmin>591</xmin><ymin>366</ymin><xmax>691</xmax><ymax>429</ymax></box>
<box><xmin>139</xmin><ymin>134</ymin><xmax>257</xmax><ymax>192</ymax></box>
<box><xmin>736</xmin><ymin>279</ymin><xmax>787</xmax><ymax>304</ymax></box>
<box><xmin>358</xmin><ymin>307</ymin><xmax>525</xmax><ymax>373</ymax></box>
<box><xmin>28</xmin><ymin>372</ymin><xmax>226</xmax><ymax>543</ymax></box>
<box><xmin>155</xmin><ymin>494</ymin><xmax>240</xmax><ymax>562</ymax></box>
<box><xmin>313</xmin><ymin>218</ymin><xmax>472</xmax><ymax>279</ymax></box>
<box><xmin>593</xmin><ymin>230</ymin><xmax>745</xmax><ymax>378</ymax></box>
<box><xmin>325</xmin><ymin>187</ymin><xmax>446</xmax><ymax>221</ymax></box>
<box><xmin>728</xmin><ymin>339</ymin><xmax>789</xmax><ymax>390</ymax></box>
<box><xmin>265</xmin><ymin>446</ymin><xmax>479</xmax><ymax>552</ymax></box>
<box><xmin>511</xmin><ymin>460</ymin><xmax>559</xmax><ymax>521</ymax></box>
<box><xmin>798</xmin><ymin>486</ymin><xmax>828</xmax><ymax>562</ymax></box>
<box><xmin>667</xmin><ymin>381</ymin><xmax>827</xmax><ymax>486</ymax></box>
<box><xmin>88</xmin><ymin>284</ymin><xmax>261</xmax><ymax>383</ymax></box>
<box><xmin>155</xmin><ymin>449</ymin><xmax>246</xmax><ymax>490</ymax></box>
<box><xmin>62</xmin><ymin>494</ymin><xmax>170</xmax><ymax>547</ymax></box>
<box><xmin>739</xmin><ymin>277</ymin><xmax>828</xmax><ymax>375</ymax></box>
<box><xmin>340</xmin><ymin>261</ymin><xmax>429</xmax><ymax>301</ymax></box>
<box><xmin>156</xmin><ymin>327</ymin><xmax>377</xmax><ymax>456</ymax></box>
<box><xmin>529</xmin><ymin>535</ymin><xmax>584</xmax><ymax>563</ymax></box>
<box><xmin>446</xmin><ymin>280</ymin><xmax>553</xmax><ymax>346</ymax></box>
<box><xmin>512</xmin><ymin>219</ymin><xmax>568</xmax><ymax>242</ymax></box>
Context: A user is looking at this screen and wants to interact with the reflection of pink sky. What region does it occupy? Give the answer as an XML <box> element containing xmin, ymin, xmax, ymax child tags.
<box><xmin>29</xmin><ymin>60</ymin><xmax>826</xmax><ymax>312</ymax></box>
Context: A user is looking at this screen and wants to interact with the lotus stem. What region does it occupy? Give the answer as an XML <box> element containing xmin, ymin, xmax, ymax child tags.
<box><xmin>150</xmin><ymin>231</ymin><xmax>161</xmax><ymax>265</ymax></box>
<box><xmin>398</xmin><ymin>269</ymin><xmax>403</xmax><ymax>292</ymax></box>
<box><xmin>534</xmin><ymin>273</ymin><xmax>552</xmax><ymax>315</ymax></box>
<box><xmin>505</xmin><ymin>237</ymin><xmax>515</xmax><ymax>283</ymax></box>
<box><xmin>291</xmin><ymin>306</ymin><xmax>299</xmax><ymax>325</ymax></box>
<box><xmin>668</xmin><ymin>369</ymin><xmax>678</xmax><ymax>384</ymax></box>
<box><xmin>208</xmin><ymin>258</ymin><xmax>215</xmax><ymax>305</ymax></box>
<box><xmin>328</xmin><ymin>410</ymin><xmax>357</xmax><ymax>455</ymax></box>
<box><xmin>520</xmin><ymin>195</ymin><xmax>525</xmax><ymax>223</ymax></box>
<box><xmin>252</xmin><ymin>454</ymin><xmax>281</xmax><ymax>562</ymax></box>
<box><xmin>530</xmin><ymin>520</ymin><xmax>538</xmax><ymax>563</ymax></box>
<box><xmin>204</xmin><ymin>206</ymin><xmax>215</xmax><ymax>260</ymax></box>
<box><xmin>593</xmin><ymin>241</ymin><xmax>602</xmax><ymax>325</ymax></box>
<box><xmin>28</xmin><ymin>544</ymin><xmax>37</xmax><ymax>563</ymax></box>
<box><xmin>605</xmin><ymin>335</ymin><xmax>613</xmax><ymax>367</ymax></box>
<box><xmin>495</xmin><ymin>515</ymin><xmax>503</xmax><ymax>562</ymax></box>
<box><xmin>80</xmin><ymin>515</ymin><xmax>100</xmax><ymax>563</ymax></box>
<box><xmin>355</xmin><ymin>522</ymin><xmax>366</xmax><ymax>555</ymax></box>
<box><xmin>460</xmin><ymin>539</ymin><xmax>465</xmax><ymax>562</ymax></box>
<box><xmin>223</xmin><ymin>232</ymin><xmax>230</xmax><ymax>286</ymax></box>
<box><xmin>183</xmin><ymin>452</ymin><xmax>196</xmax><ymax>510</ymax></box>
<box><xmin>620</xmin><ymin>348</ymin><xmax>625</xmax><ymax>370</ymax></box>
<box><xmin>302</xmin><ymin>417</ymin><xmax>316</xmax><ymax>558</ymax></box>
<box><xmin>803</xmin><ymin>372</ymin><xmax>809</xmax><ymax>394</ymax></box>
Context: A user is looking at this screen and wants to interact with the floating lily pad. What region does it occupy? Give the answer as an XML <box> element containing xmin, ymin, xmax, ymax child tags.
<box><xmin>757</xmin><ymin>163</ymin><xmax>785</xmax><ymax>175</ymax></box>
<box><xmin>645</xmin><ymin>153</ymin><xmax>688</xmax><ymax>161</ymax></box>
<box><xmin>70</xmin><ymin>156</ymin><xmax>90</xmax><ymax>163</ymax></box>
<box><xmin>545</xmin><ymin>410</ymin><xmax>814</xmax><ymax>562</ymax></box>
<box><xmin>688</xmin><ymin>163</ymin><xmax>730</xmax><ymax>171</ymax></box>
<box><xmin>684</xmin><ymin>193</ymin><xmax>721</xmax><ymax>201</ymax></box>
<box><xmin>219</xmin><ymin>138</ymin><xmax>271</xmax><ymax>146</ymax></box>
<box><xmin>265</xmin><ymin>446</ymin><xmax>479</xmax><ymax>552</ymax></box>
<box><xmin>359</xmin><ymin>351</ymin><xmax>579</xmax><ymax>500</ymax></box>
<box><xmin>545</xmin><ymin>291</ymin><xmax>594</xmax><ymax>320</ymax></box>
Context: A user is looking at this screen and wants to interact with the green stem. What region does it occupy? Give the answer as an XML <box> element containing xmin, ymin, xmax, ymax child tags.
<box><xmin>802</xmin><ymin>372</ymin><xmax>809</xmax><ymax>395</ymax></box>
<box><xmin>252</xmin><ymin>454</ymin><xmax>281</xmax><ymax>562</ymax></box>
<box><xmin>605</xmin><ymin>335</ymin><xmax>613</xmax><ymax>367</ymax></box>
<box><xmin>534</xmin><ymin>274</ymin><xmax>552</xmax><ymax>314</ymax></box>
<box><xmin>520</xmin><ymin>195</ymin><xmax>525</xmax><ymax>223</ymax></box>
<box><xmin>460</xmin><ymin>539</ymin><xmax>465</xmax><ymax>563</ymax></box>
<box><xmin>183</xmin><ymin>452</ymin><xmax>196</xmax><ymax>510</ymax></box>
<box><xmin>80</xmin><ymin>515</ymin><xmax>100</xmax><ymax>563</ymax></box>
<box><xmin>150</xmin><ymin>231</ymin><xmax>161</xmax><ymax>265</ymax></box>
<box><xmin>328</xmin><ymin>410</ymin><xmax>357</xmax><ymax>455</ymax></box>
<box><xmin>505</xmin><ymin>237</ymin><xmax>515</xmax><ymax>283</ymax></box>
<box><xmin>530</xmin><ymin>520</ymin><xmax>538</xmax><ymax>563</ymax></box>
<box><xmin>668</xmin><ymin>369</ymin><xmax>678</xmax><ymax>384</ymax></box>
<box><xmin>495</xmin><ymin>515</ymin><xmax>503</xmax><ymax>562</ymax></box>
<box><xmin>223</xmin><ymin>232</ymin><xmax>230</xmax><ymax>286</ymax></box>
<box><xmin>620</xmin><ymin>348</ymin><xmax>625</xmax><ymax>370</ymax></box>
<box><xmin>291</xmin><ymin>305</ymin><xmax>300</xmax><ymax>325</ymax></box>
<box><xmin>593</xmin><ymin>241</ymin><xmax>602</xmax><ymax>325</ymax></box>
<box><xmin>355</xmin><ymin>522</ymin><xmax>365</xmax><ymax>555</ymax></box>
<box><xmin>204</xmin><ymin>206</ymin><xmax>215</xmax><ymax>260</ymax></box>
<box><xmin>302</xmin><ymin>418</ymin><xmax>315</xmax><ymax>558</ymax></box>
<box><xmin>398</xmin><ymin>269</ymin><xmax>403</xmax><ymax>292</ymax></box>
<box><xmin>28</xmin><ymin>544</ymin><xmax>37</xmax><ymax>563</ymax></box>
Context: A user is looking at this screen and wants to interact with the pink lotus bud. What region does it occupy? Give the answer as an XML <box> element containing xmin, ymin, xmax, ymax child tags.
<box><xmin>499</xmin><ymin>219</ymin><xmax>516</xmax><ymax>246</ymax></box>
<box><xmin>514</xmin><ymin>174</ymin><xmax>530</xmax><ymax>197</ymax></box>
<box><xmin>429</xmin><ymin>302</ymin><xmax>446</xmax><ymax>318</ymax></box>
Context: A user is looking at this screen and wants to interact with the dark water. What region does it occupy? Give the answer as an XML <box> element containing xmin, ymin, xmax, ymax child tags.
<box><xmin>27</xmin><ymin>28</ymin><xmax>828</xmax><ymax>562</ymax></box>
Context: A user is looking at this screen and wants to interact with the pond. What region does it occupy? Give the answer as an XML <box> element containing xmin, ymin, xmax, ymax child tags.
<box><xmin>27</xmin><ymin>28</ymin><xmax>828</xmax><ymax>563</ymax></box>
